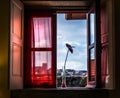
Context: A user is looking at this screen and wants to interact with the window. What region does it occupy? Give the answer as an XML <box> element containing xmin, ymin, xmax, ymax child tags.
<box><xmin>24</xmin><ymin>10</ymin><xmax>101</xmax><ymax>88</ymax></box>
<box><xmin>10</xmin><ymin>0</ymin><xmax>114</xmax><ymax>90</ymax></box>
<box><xmin>24</xmin><ymin>10</ymin><xmax>99</xmax><ymax>88</ymax></box>
<box><xmin>24</xmin><ymin>12</ymin><xmax>56</xmax><ymax>87</ymax></box>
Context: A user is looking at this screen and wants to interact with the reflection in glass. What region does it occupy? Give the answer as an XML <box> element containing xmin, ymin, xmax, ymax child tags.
<box><xmin>90</xmin><ymin>48</ymin><xmax>95</xmax><ymax>81</ymax></box>
<box><xmin>90</xmin><ymin>13</ymin><xmax>95</xmax><ymax>44</ymax></box>
<box><xmin>31</xmin><ymin>51</ymin><xmax>52</xmax><ymax>85</ymax></box>
<box><xmin>90</xmin><ymin>48</ymin><xmax>95</xmax><ymax>59</ymax></box>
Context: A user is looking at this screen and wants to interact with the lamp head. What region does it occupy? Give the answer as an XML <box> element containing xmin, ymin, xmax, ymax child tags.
<box><xmin>66</xmin><ymin>43</ymin><xmax>74</xmax><ymax>53</ymax></box>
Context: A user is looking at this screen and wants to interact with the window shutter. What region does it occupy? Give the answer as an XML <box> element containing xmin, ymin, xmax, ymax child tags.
<box><xmin>101</xmin><ymin>4</ymin><xmax>109</xmax><ymax>87</ymax></box>
<box><xmin>10</xmin><ymin>0</ymin><xmax>24</xmax><ymax>89</ymax></box>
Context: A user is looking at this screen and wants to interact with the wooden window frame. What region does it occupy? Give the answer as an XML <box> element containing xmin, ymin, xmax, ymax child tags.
<box><xmin>87</xmin><ymin>0</ymin><xmax>102</xmax><ymax>88</ymax></box>
<box><xmin>24</xmin><ymin>11</ymin><xmax>56</xmax><ymax>88</ymax></box>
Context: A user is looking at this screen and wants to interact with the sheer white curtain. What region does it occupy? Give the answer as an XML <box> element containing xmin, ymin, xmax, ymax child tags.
<box><xmin>33</xmin><ymin>17</ymin><xmax>51</xmax><ymax>48</ymax></box>
<box><xmin>32</xmin><ymin>17</ymin><xmax>52</xmax><ymax>83</ymax></box>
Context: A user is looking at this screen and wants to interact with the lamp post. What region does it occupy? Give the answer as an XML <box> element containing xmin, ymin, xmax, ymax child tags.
<box><xmin>61</xmin><ymin>43</ymin><xmax>74</xmax><ymax>87</ymax></box>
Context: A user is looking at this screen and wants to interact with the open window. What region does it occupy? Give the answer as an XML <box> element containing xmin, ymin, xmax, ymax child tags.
<box><xmin>10</xmin><ymin>0</ymin><xmax>113</xmax><ymax>89</ymax></box>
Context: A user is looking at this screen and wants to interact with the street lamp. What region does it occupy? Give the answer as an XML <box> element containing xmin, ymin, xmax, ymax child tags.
<box><xmin>61</xmin><ymin>43</ymin><xmax>74</xmax><ymax>87</ymax></box>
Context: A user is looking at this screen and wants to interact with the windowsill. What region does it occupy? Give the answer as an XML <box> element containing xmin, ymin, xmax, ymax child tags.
<box><xmin>11</xmin><ymin>87</ymin><xmax>109</xmax><ymax>98</ymax></box>
<box><xmin>24</xmin><ymin>87</ymin><xmax>106</xmax><ymax>91</ymax></box>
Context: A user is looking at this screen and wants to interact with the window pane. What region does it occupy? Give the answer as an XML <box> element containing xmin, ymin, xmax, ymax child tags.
<box><xmin>90</xmin><ymin>13</ymin><xmax>95</xmax><ymax>44</ymax></box>
<box><xmin>31</xmin><ymin>51</ymin><xmax>53</xmax><ymax>85</ymax></box>
<box><xmin>89</xmin><ymin>48</ymin><xmax>95</xmax><ymax>81</ymax></box>
<box><xmin>90</xmin><ymin>47</ymin><xmax>95</xmax><ymax>59</ymax></box>
<box><xmin>32</xmin><ymin>17</ymin><xmax>51</xmax><ymax>48</ymax></box>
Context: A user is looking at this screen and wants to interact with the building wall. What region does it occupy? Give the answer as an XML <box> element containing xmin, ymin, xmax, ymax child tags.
<box><xmin>101</xmin><ymin>0</ymin><xmax>115</xmax><ymax>89</ymax></box>
<box><xmin>0</xmin><ymin>0</ymin><xmax>120</xmax><ymax>98</ymax></box>
<box><xmin>0</xmin><ymin>0</ymin><xmax>10</xmax><ymax>98</ymax></box>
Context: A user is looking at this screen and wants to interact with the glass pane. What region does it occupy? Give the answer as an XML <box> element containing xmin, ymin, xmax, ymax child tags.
<box><xmin>89</xmin><ymin>48</ymin><xmax>95</xmax><ymax>81</ymax></box>
<box><xmin>90</xmin><ymin>13</ymin><xmax>95</xmax><ymax>44</ymax></box>
<box><xmin>31</xmin><ymin>51</ymin><xmax>53</xmax><ymax>85</ymax></box>
<box><xmin>32</xmin><ymin>17</ymin><xmax>51</xmax><ymax>48</ymax></box>
<box><xmin>90</xmin><ymin>48</ymin><xmax>95</xmax><ymax>59</ymax></box>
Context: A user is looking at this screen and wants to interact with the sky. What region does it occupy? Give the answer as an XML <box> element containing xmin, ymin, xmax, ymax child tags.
<box><xmin>57</xmin><ymin>14</ymin><xmax>87</xmax><ymax>70</ymax></box>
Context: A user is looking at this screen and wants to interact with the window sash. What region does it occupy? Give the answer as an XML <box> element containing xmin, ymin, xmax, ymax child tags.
<box><xmin>87</xmin><ymin>8</ymin><xmax>96</xmax><ymax>86</ymax></box>
<box><xmin>87</xmin><ymin>0</ymin><xmax>101</xmax><ymax>88</ymax></box>
<box><xmin>24</xmin><ymin>12</ymin><xmax>56</xmax><ymax>88</ymax></box>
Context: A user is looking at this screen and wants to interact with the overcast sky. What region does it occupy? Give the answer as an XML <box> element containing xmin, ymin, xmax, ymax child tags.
<box><xmin>57</xmin><ymin>14</ymin><xmax>87</xmax><ymax>70</ymax></box>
